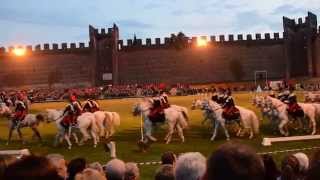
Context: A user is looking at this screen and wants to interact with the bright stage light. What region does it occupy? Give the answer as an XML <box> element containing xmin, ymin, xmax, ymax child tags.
<box><xmin>197</xmin><ymin>38</ymin><xmax>207</xmax><ymax>47</ymax></box>
<box><xmin>12</xmin><ymin>47</ymin><xmax>26</xmax><ymax>57</ymax></box>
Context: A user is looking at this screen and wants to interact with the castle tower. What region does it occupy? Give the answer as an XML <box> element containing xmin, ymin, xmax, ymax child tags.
<box><xmin>89</xmin><ymin>24</ymin><xmax>119</xmax><ymax>85</ymax></box>
<box><xmin>283</xmin><ymin>12</ymin><xmax>318</xmax><ymax>78</ymax></box>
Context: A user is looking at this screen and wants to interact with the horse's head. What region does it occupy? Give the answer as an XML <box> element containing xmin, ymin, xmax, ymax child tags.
<box><xmin>191</xmin><ymin>99</ymin><xmax>202</xmax><ymax>110</ymax></box>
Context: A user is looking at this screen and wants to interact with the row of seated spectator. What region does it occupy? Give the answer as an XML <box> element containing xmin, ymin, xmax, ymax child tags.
<box><xmin>1</xmin><ymin>142</ymin><xmax>320</xmax><ymax>180</ymax></box>
<box><xmin>1</xmin><ymin>83</ymin><xmax>259</xmax><ymax>103</ymax></box>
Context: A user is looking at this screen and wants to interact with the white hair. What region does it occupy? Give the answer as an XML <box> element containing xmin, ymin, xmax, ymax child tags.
<box><xmin>175</xmin><ymin>152</ymin><xmax>206</xmax><ymax>180</ymax></box>
<box><xmin>105</xmin><ymin>158</ymin><xmax>126</xmax><ymax>180</ymax></box>
<box><xmin>293</xmin><ymin>153</ymin><xmax>309</xmax><ymax>172</ymax></box>
<box><xmin>46</xmin><ymin>153</ymin><xmax>65</xmax><ymax>167</ymax></box>
<box><xmin>125</xmin><ymin>162</ymin><xmax>140</xmax><ymax>180</ymax></box>
<box><xmin>88</xmin><ymin>162</ymin><xmax>104</xmax><ymax>174</ymax></box>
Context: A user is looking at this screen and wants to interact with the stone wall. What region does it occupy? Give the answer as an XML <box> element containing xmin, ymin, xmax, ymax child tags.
<box><xmin>118</xmin><ymin>42</ymin><xmax>286</xmax><ymax>84</ymax></box>
<box><xmin>0</xmin><ymin>51</ymin><xmax>94</xmax><ymax>88</ymax></box>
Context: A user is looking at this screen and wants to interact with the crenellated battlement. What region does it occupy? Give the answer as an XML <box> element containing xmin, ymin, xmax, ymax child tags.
<box><xmin>119</xmin><ymin>32</ymin><xmax>283</xmax><ymax>51</ymax></box>
<box><xmin>0</xmin><ymin>42</ymin><xmax>91</xmax><ymax>55</ymax></box>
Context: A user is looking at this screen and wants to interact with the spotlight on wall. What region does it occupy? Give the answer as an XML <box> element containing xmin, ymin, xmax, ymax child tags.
<box><xmin>12</xmin><ymin>47</ymin><xmax>26</xmax><ymax>57</ymax></box>
<box><xmin>197</xmin><ymin>37</ymin><xmax>208</xmax><ymax>47</ymax></box>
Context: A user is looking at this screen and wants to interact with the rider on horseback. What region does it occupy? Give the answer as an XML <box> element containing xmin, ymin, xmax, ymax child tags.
<box><xmin>82</xmin><ymin>98</ymin><xmax>100</xmax><ymax>113</ymax></box>
<box><xmin>149</xmin><ymin>92</ymin><xmax>170</xmax><ymax>124</ymax></box>
<box><xmin>285</xmin><ymin>87</ymin><xmax>304</xmax><ymax>118</ymax></box>
<box><xmin>222</xmin><ymin>91</ymin><xmax>240</xmax><ymax>123</ymax></box>
<box><xmin>12</xmin><ymin>93</ymin><xmax>27</xmax><ymax>128</ymax></box>
<box><xmin>61</xmin><ymin>94</ymin><xmax>82</xmax><ymax>130</ymax></box>
<box><xmin>278</xmin><ymin>87</ymin><xmax>290</xmax><ymax>102</ymax></box>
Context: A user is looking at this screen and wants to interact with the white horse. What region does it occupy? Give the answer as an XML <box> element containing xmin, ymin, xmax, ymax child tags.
<box><xmin>0</xmin><ymin>103</ymin><xmax>12</xmax><ymax>116</ymax></box>
<box><xmin>46</xmin><ymin>109</ymin><xmax>99</xmax><ymax>149</ymax></box>
<box><xmin>194</xmin><ymin>99</ymin><xmax>260</xmax><ymax>140</ymax></box>
<box><xmin>92</xmin><ymin>111</ymin><xmax>120</xmax><ymax>138</ymax></box>
<box><xmin>132</xmin><ymin>99</ymin><xmax>188</xmax><ymax>144</ymax></box>
<box><xmin>252</xmin><ymin>95</ymin><xmax>279</xmax><ymax>132</ymax></box>
<box><xmin>7</xmin><ymin>113</ymin><xmax>45</xmax><ymax>145</ymax></box>
<box><xmin>191</xmin><ymin>99</ymin><xmax>230</xmax><ymax>141</ymax></box>
<box><xmin>265</xmin><ymin>96</ymin><xmax>317</xmax><ymax>136</ymax></box>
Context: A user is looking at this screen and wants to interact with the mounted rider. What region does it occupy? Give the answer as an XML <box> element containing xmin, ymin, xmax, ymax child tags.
<box><xmin>12</xmin><ymin>93</ymin><xmax>28</xmax><ymax>128</ymax></box>
<box><xmin>221</xmin><ymin>91</ymin><xmax>240</xmax><ymax>123</ymax></box>
<box><xmin>277</xmin><ymin>87</ymin><xmax>290</xmax><ymax>102</ymax></box>
<box><xmin>217</xmin><ymin>89</ymin><xmax>227</xmax><ymax>105</ymax></box>
<box><xmin>148</xmin><ymin>92</ymin><xmax>170</xmax><ymax>123</ymax></box>
<box><xmin>82</xmin><ymin>98</ymin><xmax>100</xmax><ymax>113</ymax></box>
<box><xmin>285</xmin><ymin>87</ymin><xmax>304</xmax><ymax>118</ymax></box>
<box><xmin>61</xmin><ymin>94</ymin><xmax>82</xmax><ymax>130</ymax></box>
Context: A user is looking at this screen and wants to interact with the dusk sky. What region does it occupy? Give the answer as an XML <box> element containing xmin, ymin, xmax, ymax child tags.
<box><xmin>0</xmin><ymin>0</ymin><xmax>319</xmax><ymax>47</ymax></box>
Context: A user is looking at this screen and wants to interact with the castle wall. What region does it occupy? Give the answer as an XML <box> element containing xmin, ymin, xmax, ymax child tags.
<box><xmin>0</xmin><ymin>46</ymin><xmax>94</xmax><ymax>88</ymax></box>
<box><xmin>315</xmin><ymin>35</ymin><xmax>320</xmax><ymax>76</ymax></box>
<box><xmin>118</xmin><ymin>39</ymin><xmax>286</xmax><ymax>84</ymax></box>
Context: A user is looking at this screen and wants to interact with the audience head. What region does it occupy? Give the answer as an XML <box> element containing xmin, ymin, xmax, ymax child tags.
<box><xmin>206</xmin><ymin>142</ymin><xmax>265</xmax><ymax>180</ymax></box>
<box><xmin>67</xmin><ymin>158</ymin><xmax>87</xmax><ymax>180</ymax></box>
<box><xmin>88</xmin><ymin>162</ymin><xmax>104</xmax><ymax>174</ymax></box>
<box><xmin>0</xmin><ymin>155</ymin><xmax>18</xmax><ymax>179</ymax></box>
<box><xmin>124</xmin><ymin>162</ymin><xmax>139</xmax><ymax>180</ymax></box>
<box><xmin>75</xmin><ymin>168</ymin><xmax>106</xmax><ymax>180</ymax></box>
<box><xmin>281</xmin><ymin>154</ymin><xmax>300</xmax><ymax>180</ymax></box>
<box><xmin>175</xmin><ymin>152</ymin><xmax>206</xmax><ymax>180</ymax></box>
<box><xmin>46</xmin><ymin>154</ymin><xmax>67</xmax><ymax>179</ymax></box>
<box><xmin>293</xmin><ymin>153</ymin><xmax>309</xmax><ymax>173</ymax></box>
<box><xmin>261</xmin><ymin>154</ymin><xmax>281</xmax><ymax>180</ymax></box>
<box><xmin>161</xmin><ymin>152</ymin><xmax>176</xmax><ymax>166</ymax></box>
<box><xmin>155</xmin><ymin>164</ymin><xmax>175</xmax><ymax>180</ymax></box>
<box><xmin>105</xmin><ymin>158</ymin><xmax>126</xmax><ymax>180</ymax></box>
<box><xmin>306</xmin><ymin>150</ymin><xmax>320</xmax><ymax>180</ymax></box>
<box><xmin>3</xmin><ymin>155</ymin><xmax>61</xmax><ymax>180</ymax></box>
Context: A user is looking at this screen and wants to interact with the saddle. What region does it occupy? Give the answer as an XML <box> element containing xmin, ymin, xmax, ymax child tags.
<box><xmin>287</xmin><ymin>103</ymin><xmax>304</xmax><ymax>118</ymax></box>
<box><xmin>222</xmin><ymin>106</ymin><xmax>240</xmax><ymax>123</ymax></box>
<box><xmin>148</xmin><ymin>107</ymin><xmax>166</xmax><ymax>124</ymax></box>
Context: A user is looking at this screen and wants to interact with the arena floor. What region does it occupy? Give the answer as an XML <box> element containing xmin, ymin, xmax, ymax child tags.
<box><xmin>1</xmin><ymin>93</ymin><xmax>319</xmax><ymax>179</ymax></box>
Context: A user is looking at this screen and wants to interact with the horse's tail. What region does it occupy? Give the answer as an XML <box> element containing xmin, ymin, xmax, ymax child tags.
<box><xmin>250</xmin><ymin>112</ymin><xmax>260</xmax><ymax>134</ymax></box>
<box><xmin>181</xmin><ymin>108</ymin><xmax>189</xmax><ymax>122</ymax></box>
<box><xmin>111</xmin><ymin>112</ymin><xmax>121</xmax><ymax>127</ymax></box>
<box><xmin>178</xmin><ymin>113</ymin><xmax>188</xmax><ymax>129</ymax></box>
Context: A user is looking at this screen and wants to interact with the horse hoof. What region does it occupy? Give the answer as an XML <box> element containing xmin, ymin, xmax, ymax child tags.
<box><xmin>226</xmin><ymin>138</ymin><xmax>230</xmax><ymax>141</ymax></box>
<box><xmin>94</xmin><ymin>144</ymin><xmax>97</xmax><ymax>148</ymax></box>
<box><xmin>68</xmin><ymin>146</ymin><xmax>72</xmax><ymax>150</ymax></box>
<box><xmin>6</xmin><ymin>142</ymin><xmax>9</xmax><ymax>146</ymax></box>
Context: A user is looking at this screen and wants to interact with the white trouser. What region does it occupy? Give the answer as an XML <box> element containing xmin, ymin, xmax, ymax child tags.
<box><xmin>144</xmin><ymin>118</ymin><xmax>153</xmax><ymax>137</ymax></box>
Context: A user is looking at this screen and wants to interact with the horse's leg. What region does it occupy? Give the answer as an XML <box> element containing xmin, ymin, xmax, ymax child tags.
<box><xmin>165</xmin><ymin>121</ymin><xmax>175</xmax><ymax>144</ymax></box>
<box><xmin>31</xmin><ymin>127</ymin><xmax>42</xmax><ymax>143</ymax></box>
<box><xmin>249</xmin><ymin>128</ymin><xmax>254</xmax><ymax>139</ymax></box>
<box><xmin>17</xmin><ymin>128</ymin><xmax>25</xmax><ymax>144</ymax></box>
<box><xmin>279</xmin><ymin>116</ymin><xmax>289</xmax><ymax>136</ymax></box>
<box><xmin>176</xmin><ymin>124</ymin><xmax>185</xmax><ymax>143</ymax></box>
<box><xmin>53</xmin><ymin>133</ymin><xmax>61</xmax><ymax>147</ymax></box>
<box><xmin>309</xmin><ymin>115</ymin><xmax>317</xmax><ymax>135</ymax></box>
<box><xmin>210</xmin><ymin>120</ymin><xmax>219</xmax><ymax>141</ymax></box>
<box><xmin>72</xmin><ymin>133</ymin><xmax>79</xmax><ymax>145</ymax></box>
<box><xmin>64</xmin><ymin>133</ymin><xmax>72</xmax><ymax>150</ymax></box>
<box><xmin>7</xmin><ymin>127</ymin><xmax>14</xmax><ymax>145</ymax></box>
<box><xmin>79</xmin><ymin>127</ymin><xmax>90</xmax><ymax>145</ymax></box>
<box><xmin>221</xmin><ymin>121</ymin><xmax>230</xmax><ymax>141</ymax></box>
<box><xmin>89</xmin><ymin>129</ymin><xmax>98</xmax><ymax>148</ymax></box>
